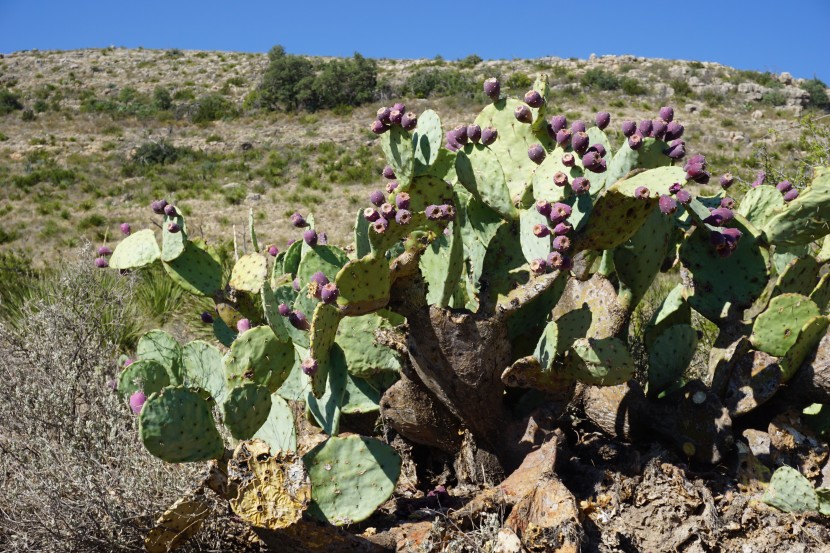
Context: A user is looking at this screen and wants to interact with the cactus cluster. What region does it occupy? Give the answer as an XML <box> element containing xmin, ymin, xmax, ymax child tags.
<box><xmin>105</xmin><ymin>73</ymin><xmax>830</xmax><ymax>529</ymax></box>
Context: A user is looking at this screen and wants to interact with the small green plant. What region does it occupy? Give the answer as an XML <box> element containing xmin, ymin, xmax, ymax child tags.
<box><xmin>801</xmin><ymin>78</ymin><xmax>830</xmax><ymax>111</ymax></box>
<box><xmin>580</xmin><ymin>68</ymin><xmax>620</xmax><ymax>91</ymax></box>
<box><xmin>0</xmin><ymin>88</ymin><xmax>24</xmax><ymax>115</ymax></box>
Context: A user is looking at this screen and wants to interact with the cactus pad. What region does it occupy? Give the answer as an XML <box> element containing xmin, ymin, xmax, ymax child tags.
<box><xmin>810</xmin><ymin>273</ymin><xmax>830</xmax><ymax>311</ymax></box>
<box><xmin>144</xmin><ymin>493</ymin><xmax>213</xmax><ymax>553</ymax></box>
<box><xmin>778</xmin><ymin>316</ymin><xmax>830</xmax><ymax>381</ymax></box>
<box><xmin>614</xmin><ymin>207</ymin><xmax>676</xmax><ymax>308</ymax></box>
<box><xmin>380</xmin><ymin>125</ymin><xmax>414</xmax><ymax>187</ymax></box>
<box><xmin>420</xmin><ymin>221</ymin><xmax>464</xmax><ymax>307</ymax></box>
<box><xmin>261</xmin><ymin>280</ymin><xmax>292</xmax><ymax>342</ymax></box>
<box><xmin>161</xmin><ymin>209</ymin><xmax>187</xmax><ymax>262</ymax></box>
<box><xmin>353</xmin><ymin>208</ymin><xmax>372</xmax><ymax>259</ymax></box>
<box><xmin>252</xmin><ymin>393</ymin><xmax>297</xmax><ymax>452</ymax></box>
<box><xmin>775</xmin><ymin>256</ymin><xmax>820</xmax><ymax>296</ymax></box>
<box><xmin>412</xmin><ymin>108</ymin><xmax>442</xmax><ymax>172</ymax></box>
<box><xmin>306</xmin><ymin>344</ymin><xmax>348</xmax><ymax>435</ymax></box>
<box><xmin>224</xmin><ymin>326</ymin><xmax>295</xmax><ymax>392</ymax></box>
<box><xmin>309</xmin><ymin>302</ymin><xmax>344</xmax><ymax>397</ymax></box>
<box><xmin>139</xmin><ymin>386</ymin><xmax>224</xmax><ymax>463</ymax></box>
<box><xmin>604</xmin><ymin>138</ymin><xmax>671</xmax><ymax>191</ymax></box>
<box><xmin>342</xmin><ymin>374</ymin><xmax>382</xmax><ymax>415</ymax></box>
<box><xmin>736</xmin><ymin>185</ymin><xmax>784</xmax><ymax>230</ymax></box>
<box><xmin>455</xmin><ymin>143</ymin><xmax>516</xmax><ymax>220</ymax></box>
<box><xmin>723</xmin><ymin>349</ymin><xmax>782</xmax><ymax>416</ymax></box>
<box><xmin>335</xmin><ymin>255</ymin><xmax>391</xmax><ymax>311</ymax></box>
<box><xmin>109</xmin><ymin>228</ymin><xmax>160</xmax><ymax>269</ymax></box>
<box><xmin>645</xmin><ymin>284</ymin><xmax>691</xmax><ymax>348</ymax></box>
<box><xmin>566</xmin><ymin>336</ymin><xmax>636</xmax><ymax>386</ymax></box>
<box><xmin>281</xmin><ymin>239</ymin><xmax>303</xmax><ymax>279</ymax></box>
<box><xmin>181</xmin><ymin>340</ymin><xmax>226</xmax><ymax>404</ymax></box>
<box><xmin>303</xmin><ymin>435</ymin><xmax>401</xmax><ymax>525</ymax></box>
<box><xmin>222</xmin><ymin>382</ymin><xmax>272</xmax><ymax>440</ymax></box>
<box><xmin>647</xmin><ymin>324</ymin><xmax>697</xmax><ymax>396</ymax></box>
<box><xmin>117</xmin><ymin>359</ymin><xmax>170</xmax><ymax>399</ymax></box>
<box><xmin>137</xmin><ymin>329</ymin><xmax>183</xmax><ymax>384</ymax></box>
<box><xmin>533</xmin><ymin>319</ymin><xmax>559</xmax><ymax>369</ymax></box>
<box><xmin>530</xmin><ymin>146</ymin><xmax>581</xmax><ymax>204</ymax></box>
<box><xmin>763</xmin><ymin>168</ymin><xmax>830</xmax><ymax>246</ymax></box>
<box><xmin>297</xmin><ymin>245</ymin><xmax>349</xmax><ymax>287</ymax></box>
<box><xmin>519</xmin><ymin>206</ymin><xmax>553</xmax><ymax>264</ymax></box>
<box><xmin>229</xmin><ymin>253</ymin><xmax>268</xmax><ymax>293</ymax></box>
<box><xmin>750</xmin><ymin>293</ymin><xmax>820</xmax><ymax>357</ymax></box>
<box><xmin>162</xmin><ymin>239</ymin><xmax>223</xmax><ymax>297</ymax></box>
<box><xmin>335</xmin><ymin>312</ymin><xmax>403</xmax><ymax>378</ymax></box>
<box><xmin>762</xmin><ymin>466</ymin><xmax>819</xmax><ymax>513</ymax></box>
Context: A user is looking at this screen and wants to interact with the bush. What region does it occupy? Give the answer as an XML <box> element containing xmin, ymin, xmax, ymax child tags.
<box><xmin>0</xmin><ymin>89</ymin><xmax>23</xmax><ymax>115</ymax></box>
<box><xmin>402</xmin><ymin>67</ymin><xmax>476</xmax><ymax>98</ymax></box>
<box><xmin>505</xmin><ymin>72</ymin><xmax>533</xmax><ymax>90</ymax></box>
<box><xmin>152</xmin><ymin>85</ymin><xmax>173</xmax><ymax>110</ymax></box>
<box><xmin>457</xmin><ymin>54</ymin><xmax>483</xmax><ymax>69</ymax></box>
<box><xmin>191</xmin><ymin>93</ymin><xmax>235</xmax><ymax>123</ymax></box>
<box><xmin>258</xmin><ymin>45</ymin><xmax>315</xmax><ymax>111</ymax></box>
<box><xmin>762</xmin><ymin>90</ymin><xmax>787</xmax><ymax>107</ymax></box>
<box><xmin>621</xmin><ymin>77</ymin><xmax>648</xmax><ymax>96</ymax></box>
<box><xmin>580</xmin><ymin>68</ymin><xmax>621</xmax><ymax>91</ymax></box>
<box><xmin>801</xmin><ymin>78</ymin><xmax>830</xmax><ymax>111</ymax></box>
<box><xmin>132</xmin><ymin>140</ymin><xmax>186</xmax><ymax>166</ymax></box>
<box><xmin>670</xmin><ymin>79</ymin><xmax>693</xmax><ymax>97</ymax></box>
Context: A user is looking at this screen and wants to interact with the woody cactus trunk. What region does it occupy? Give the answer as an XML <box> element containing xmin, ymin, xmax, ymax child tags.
<box><xmin>103</xmin><ymin>75</ymin><xmax>830</xmax><ymax>548</ymax></box>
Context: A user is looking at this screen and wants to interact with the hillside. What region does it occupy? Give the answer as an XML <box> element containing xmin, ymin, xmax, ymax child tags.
<box><xmin>0</xmin><ymin>47</ymin><xmax>827</xmax><ymax>262</ymax></box>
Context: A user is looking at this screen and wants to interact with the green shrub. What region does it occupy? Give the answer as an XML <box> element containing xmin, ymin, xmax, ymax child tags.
<box><xmin>132</xmin><ymin>140</ymin><xmax>185</xmax><ymax>166</ymax></box>
<box><xmin>580</xmin><ymin>68</ymin><xmax>620</xmax><ymax>91</ymax></box>
<box><xmin>801</xmin><ymin>78</ymin><xmax>830</xmax><ymax>111</ymax></box>
<box><xmin>505</xmin><ymin>72</ymin><xmax>533</xmax><ymax>90</ymax></box>
<box><xmin>403</xmin><ymin>67</ymin><xmax>476</xmax><ymax>98</ymax></box>
<box><xmin>191</xmin><ymin>93</ymin><xmax>236</xmax><ymax>123</ymax></box>
<box><xmin>670</xmin><ymin>79</ymin><xmax>693</xmax><ymax>97</ymax></box>
<box><xmin>761</xmin><ymin>90</ymin><xmax>787</xmax><ymax>107</ymax></box>
<box><xmin>620</xmin><ymin>77</ymin><xmax>648</xmax><ymax>96</ymax></box>
<box><xmin>457</xmin><ymin>54</ymin><xmax>483</xmax><ymax>69</ymax></box>
<box><xmin>0</xmin><ymin>89</ymin><xmax>23</xmax><ymax>115</ymax></box>
<box><xmin>152</xmin><ymin>86</ymin><xmax>173</xmax><ymax>110</ymax></box>
<box><xmin>21</xmin><ymin>108</ymin><xmax>36</xmax><ymax>121</ymax></box>
<box><xmin>258</xmin><ymin>46</ymin><xmax>315</xmax><ymax>111</ymax></box>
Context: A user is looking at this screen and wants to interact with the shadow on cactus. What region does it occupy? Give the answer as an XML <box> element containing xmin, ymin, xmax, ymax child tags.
<box><xmin>102</xmin><ymin>76</ymin><xmax>830</xmax><ymax>550</ymax></box>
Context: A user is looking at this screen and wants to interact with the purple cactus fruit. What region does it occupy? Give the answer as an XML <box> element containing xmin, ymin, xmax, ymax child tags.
<box><xmin>401</xmin><ymin>112</ymin><xmax>418</xmax><ymax>131</ymax></box>
<box><xmin>380</xmin><ymin>202</ymin><xmax>396</xmax><ymax>219</ymax></box>
<box><xmin>389</xmin><ymin>109</ymin><xmax>403</xmax><ymax>125</ymax></box>
<box><xmin>704</xmin><ymin>207</ymin><xmax>734</xmax><ymax>226</ymax></box>
<box><xmin>440</xmin><ymin>204</ymin><xmax>456</xmax><ymax>220</ymax></box>
<box><xmin>595</xmin><ymin>160</ymin><xmax>608</xmax><ymax>173</ymax></box>
<box><xmin>124</xmin><ymin>358</ymin><xmax>134</xmax><ymax>367</ymax></box>
<box><xmin>200</xmin><ymin>311</ymin><xmax>214</xmax><ymax>324</ymax></box>
<box><xmin>628</xmin><ymin>134</ymin><xmax>643</xmax><ymax>150</ymax></box>
<box><xmin>481</xmin><ymin>126</ymin><xmax>498</xmax><ymax>146</ymax></box>
<box><xmin>292</xmin><ymin>278</ymin><xmax>300</xmax><ymax>291</ymax></box>
<box><xmin>151</xmin><ymin>199</ymin><xmax>168</xmax><ymax>214</ymax></box>
<box><xmin>652</xmin><ymin>119</ymin><xmax>668</xmax><ymax>140</ymax></box>
<box><xmin>686</xmin><ymin>154</ymin><xmax>706</xmax><ymax>168</ymax></box>
<box><xmin>444</xmin><ymin>131</ymin><xmax>461</xmax><ymax>152</ymax></box>
<box><xmin>711</xmin><ymin>228</ymin><xmax>742</xmax><ymax>257</ymax></box>
<box><xmin>393</xmin><ymin>102</ymin><xmax>406</xmax><ymax>112</ymax></box>
<box><xmin>290</xmin><ymin>212</ymin><xmax>307</xmax><ymax>228</ymax></box>
<box><xmin>395</xmin><ymin>209</ymin><xmax>412</xmax><ymax>225</ymax></box>
<box><xmin>301</xmin><ymin>358</ymin><xmax>319</xmax><ymax>376</ymax></box>
<box><xmin>581</xmin><ymin>151</ymin><xmax>601</xmax><ymax>171</ymax></box>
<box><xmin>524</xmin><ymin>89</ymin><xmax>544</xmax><ymax>108</ymax></box>
<box><xmin>425</xmin><ymin>205</ymin><xmax>442</xmax><ymax>220</ymax></box>
<box><xmin>552</xmin><ymin>235</ymin><xmax>571</xmax><ymax>252</ymax></box>
<box><xmin>452</xmin><ymin>125</ymin><xmax>469</xmax><ymax>145</ymax></box>
<box><xmin>675</xmin><ymin>189</ymin><xmax>692</xmax><ymax>204</ymax></box>
<box><xmin>555</xmin><ymin>129</ymin><xmax>572</xmax><ymax>147</ymax></box>
<box><xmin>129</xmin><ymin>391</ymin><xmax>147</xmax><ymax>414</ymax></box>
<box><xmin>120</xmin><ymin>223</ymin><xmax>131</xmax><ymax>236</ymax></box>
<box><xmin>237</xmin><ymin>318</ymin><xmax>251</xmax><ymax>333</ymax></box>
<box><xmin>658</xmin><ymin>195</ymin><xmax>678</xmax><ymax>215</ymax></box>
<box><xmin>550</xmin><ymin>115</ymin><xmax>567</xmax><ymax>133</ymax></box>
<box><xmin>97</xmin><ymin>246</ymin><xmax>112</xmax><ymax>256</ymax></box>
<box><xmin>278</xmin><ymin>303</ymin><xmax>290</xmax><ymax>317</ymax></box>
<box><xmin>776</xmin><ymin>180</ymin><xmax>793</xmax><ymax>193</ymax></box>
<box><xmin>587</xmin><ymin>144</ymin><xmax>607</xmax><ymax>158</ymax></box>
<box><xmin>288</xmin><ymin>310</ymin><xmax>309</xmax><ymax>331</ymax></box>
<box><xmin>467</xmin><ymin>124</ymin><xmax>482</xmax><ymax>143</ymax></box>
<box><xmin>692</xmin><ymin>170</ymin><xmax>711</xmax><ymax>185</ymax></box>
<box><xmin>621</xmin><ymin>121</ymin><xmax>637</xmax><ymax>137</ymax></box>
<box><xmin>547</xmin><ymin>251</ymin><xmax>564</xmax><ymax>270</ymax></box>
<box><xmin>267</xmin><ymin>244</ymin><xmax>279</xmax><ymax>256</ymax></box>
<box><xmin>372</xmin><ymin>217</ymin><xmax>389</xmax><ymax>233</ymax></box>
<box><xmin>310</xmin><ymin>271</ymin><xmax>329</xmax><ymax>287</ymax></box>
<box><xmin>561</xmin><ymin>153</ymin><xmax>576</xmax><ymax>167</ymax></box>
<box><xmin>376</xmin><ymin>107</ymin><xmax>392</xmax><ymax>124</ymax></box>
<box><xmin>533</xmin><ymin>224</ymin><xmax>550</xmax><ymax>238</ymax></box>
<box><xmin>659</xmin><ymin>106</ymin><xmax>674</xmax><ymax>122</ymax></box>
<box><xmin>720</xmin><ymin>197</ymin><xmax>736</xmax><ymax>209</ymax></box>
<box><xmin>167</xmin><ymin>222</ymin><xmax>181</xmax><ymax>233</ymax></box>
<box><xmin>664</xmin><ymin>141</ymin><xmax>686</xmax><ymax>160</ymax></box>
<box><xmin>386</xmin><ymin>181</ymin><xmax>399</xmax><ymax>193</ymax></box>
<box><xmin>638</xmin><ymin>119</ymin><xmax>653</xmax><ymax>137</ymax></box>
<box><xmin>571</xmin><ymin>177</ymin><xmax>590</xmax><ymax>195</ymax></box>
<box><xmin>371</xmin><ymin>120</ymin><xmax>389</xmax><ymax>134</ymax></box>
<box><xmin>685</xmin><ymin>162</ymin><xmax>706</xmax><ymax>180</ymax></box>
<box><xmin>528</xmin><ymin>144</ymin><xmax>546</xmax><ymax>164</ymax></box>
<box><xmin>483</xmin><ymin>77</ymin><xmax>501</xmax><ymax>100</ymax></box>
<box><xmin>550</xmin><ymin>202</ymin><xmax>573</xmax><ymax>222</ymax></box>
<box><xmin>669</xmin><ymin>182</ymin><xmax>683</xmax><ymax>195</ymax></box>
<box><xmin>382</xmin><ymin>165</ymin><xmax>396</xmax><ymax>179</ymax></box>
<box><xmin>553</xmin><ymin>171</ymin><xmax>569</xmax><ymax>187</ymax></box>
<box><xmin>94</xmin><ymin>257</ymin><xmax>109</xmax><ymax>268</ymax></box>
<box><xmin>572</xmin><ymin>132</ymin><xmax>589</xmax><ymax>154</ymax></box>
<box><xmin>369</xmin><ymin>190</ymin><xmax>385</xmax><ymax>206</ymax></box>
<box><xmin>571</xmin><ymin>120</ymin><xmax>587</xmax><ymax>133</ymax></box>
<box><xmin>553</xmin><ymin>221</ymin><xmax>572</xmax><ymax>235</ymax></box>
<box><xmin>395</xmin><ymin>192</ymin><xmax>410</xmax><ymax>210</ymax></box>
<box><xmin>514</xmin><ymin>104</ymin><xmax>533</xmax><ymax>124</ymax></box>
<box><xmin>163</xmin><ymin>204</ymin><xmax>177</xmax><ymax>217</ymax></box>
<box><xmin>320</xmin><ymin>283</ymin><xmax>339</xmax><ymax>304</ymax></box>
<box><xmin>530</xmin><ymin>258</ymin><xmax>548</xmax><ymax>275</ymax></box>
<box><xmin>719</xmin><ymin>173</ymin><xmax>734</xmax><ymax>189</ymax></box>
<box><xmin>751</xmin><ymin>171</ymin><xmax>766</xmax><ymax>188</ymax></box>
<box><xmin>783</xmin><ymin>189</ymin><xmax>799</xmax><ymax>202</ymax></box>
<box><xmin>595</xmin><ymin>112</ymin><xmax>611</xmax><ymax>130</ymax></box>
<box><xmin>364</xmin><ymin>207</ymin><xmax>380</xmax><ymax>223</ymax></box>
<box><xmin>536</xmin><ymin>200</ymin><xmax>552</xmax><ymax>217</ymax></box>
<box><xmin>303</xmin><ymin>229</ymin><xmax>318</xmax><ymax>246</ymax></box>
<box><xmin>634</xmin><ymin>186</ymin><xmax>650</xmax><ymax>200</ymax></box>
<box><xmin>664</xmin><ymin>121</ymin><xmax>684</xmax><ymax>141</ymax></box>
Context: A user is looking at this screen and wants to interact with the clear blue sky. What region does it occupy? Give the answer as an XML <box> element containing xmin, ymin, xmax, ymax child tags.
<box><xmin>1</xmin><ymin>1</ymin><xmax>828</xmax><ymax>83</ymax></box>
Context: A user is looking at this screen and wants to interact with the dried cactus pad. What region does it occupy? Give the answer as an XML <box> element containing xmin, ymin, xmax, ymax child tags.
<box><xmin>762</xmin><ymin>466</ymin><xmax>819</xmax><ymax>513</ymax></box>
<box><xmin>304</xmin><ymin>435</ymin><xmax>401</xmax><ymax>525</ymax></box>
<box><xmin>144</xmin><ymin>493</ymin><xmax>213</xmax><ymax>553</ymax></box>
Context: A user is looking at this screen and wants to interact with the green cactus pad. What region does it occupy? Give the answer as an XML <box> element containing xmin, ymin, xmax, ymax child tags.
<box><xmin>276</xmin><ymin>346</ymin><xmax>309</xmax><ymax>402</ymax></box>
<box><xmin>216</xmin><ymin>302</ymin><xmax>245</xmax><ymax>335</ymax></box>
<box><xmin>412</xmin><ymin>109</ymin><xmax>442</xmax><ymax>173</ymax></box>
<box><xmin>380</xmin><ymin>125</ymin><xmax>414</xmax><ymax>188</ymax></box>
<box><xmin>286</xmin><ymin>291</ymin><xmax>318</xmax><ymax>349</ymax></box>
<box><xmin>162</xmin><ymin>239</ymin><xmax>223</xmax><ymax>297</ymax></box>
<box><xmin>181</xmin><ymin>340</ymin><xmax>226</xmax><ymax>404</ymax></box>
<box><xmin>455</xmin><ymin>143</ymin><xmax>516</xmax><ymax>220</ymax></box>
<box><xmin>335</xmin><ymin>312</ymin><xmax>403</xmax><ymax>378</ymax></box>
<box><xmin>335</xmin><ymin>255</ymin><xmax>391</xmax><ymax>311</ymax></box>
<box><xmin>679</xmin><ymin>214</ymin><xmax>770</xmax><ymax>321</ymax></box>
<box><xmin>773</xmin><ymin>244</ymin><xmax>811</xmax><ymax>276</ymax></box>
<box><xmin>778</xmin><ymin>316</ymin><xmax>830</xmax><ymax>381</ymax></box>
<box><xmin>281</xmin><ymin>239</ymin><xmax>303</xmax><ymax>278</ymax></box>
<box><xmin>644</xmin><ymin>284</ymin><xmax>691</xmax><ymax>349</ymax></box>
<box><xmin>810</xmin><ymin>273</ymin><xmax>830</xmax><ymax>311</ymax></box>
<box><xmin>818</xmin><ymin>235</ymin><xmax>830</xmax><ymax>263</ymax></box>
<box><xmin>552</xmin><ymin>274</ymin><xmax>626</xmax><ymax>341</ymax></box>
<box><xmin>566</xmin><ymin>336</ymin><xmax>635</xmax><ymax>386</ymax></box>
<box><xmin>775</xmin><ymin>256</ymin><xmax>820</xmax><ymax>296</ymax></box>
<box><xmin>248</xmin><ymin>208</ymin><xmax>260</xmax><ymax>252</ymax></box>
<box><xmin>222</xmin><ymin>382</ymin><xmax>272</xmax><ymax>440</ymax></box>
<box><xmin>224</xmin><ymin>326</ymin><xmax>295</xmax><ymax>392</ymax></box>
<box><xmin>762</xmin><ymin>466</ymin><xmax>819</xmax><ymax>513</ymax></box>
<box><xmin>533</xmin><ymin>319</ymin><xmax>559</xmax><ymax>370</ymax></box>
<box><xmin>137</xmin><ymin>329</ymin><xmax>183</xmax><ymax>384</ymax></box>
<box><xmin>736</xmin><ymin>185</ymin><xmax>784</xmax><ymax>230</ymax></box>
<box><xmin>420</xmin><ymin>220</ymin><xmax>464</xmax><ymax>307</ymax></box>
<box><xmin>261</xmin><ymin>280</ymin><xmax>292</xmax><ymax>342</ymax></box>
<box><xmin>161</xmin><ymin>209</ymin><xmax>187</xmax><ymax>262</ymax></box>
<box><xmin>342</xmin><ymin>374</ymin><xmax>382</xmax><ymax>415</ymax></box>
<box><xmin>647</xmin><ymin>324</ymin><xmax>697</xmax><ymax>396</ymax></box>
<box><xmin>212</xmin><ymin>316</ymin><xmax>237</xmax><ymax>347</ymax></box>
<box><xmin>585</xmin><ymin>127</ymin><xmax>613</xmax><ymax>193</ymax></box>
<box><xmin>480</xmin><ymin>221</ymin><xmax>528</xmax><ymax>306</ymax></box>
<box><xmin>519</xmin><ymin>206</ymin><xmax>553</xmax><ymax>264</ymax></box>
<box><xmin>529</xmin><ymin>146</ymin><xmax>581</xmax><ymax>204</ymax></box>
<box><xmin>304</xmin><ymin>435</ymin><xmax>401</xmax><ymax>526</ymax></box>
<box><xmin>297</xmin><ymin>245</ymin><xmax>349</xmax><ymax>288</ymax></box>
<box><xmin>253</xmin><ymin>393</ymin><xmax>297</xmax><ymax>453</ymax></box>
<box><xmin>139</xmin><ymin>386</ymin><xmax>225</xmax><ymax>463</ymax></box>
<box><xmin>763</xmin><ymin>168</ymin><xmax>830</xmax><ymax>246</ymax></box>
<box><xmin>604</xmin><ymin>138</ymin><xmax>672</xmax><ymax>191</ymax></box>
<box><xmin>307</xmin><ymin>343</ymin><xmax>348</xmax><ymax>435</ymax></box>
<box><xmin>353</xmin><ymin>208</ymin><xmax>372</xmax><ymax>259</ymax></box>
<box><xmin>458</xmin><ymin>196</ymin><xmax>504</xmax><ymax>304</ymax></box>
<box><xmin>118</xmin><ymin>359</ymin><xmax>170</xmax><ymax>399</ymax></box>
<box><xmin>614</xmin><ymin>165</ymin><xmax>688</xmax><ymax>198</ymax></box>
<box><xmin>109</xmin><ymin>228</ymin><xmax>161</xmax><ymax>269</ymax></box>
<box><xmin>229</xmin><ymin>253</ymin><xmax>268</xmax><ymax>293</ymax></box>
<box><xmin>407</xmin><ymin>174</ymin><xmax>455</xmax><ymax>212</ymax></box>
<box><xmin>614</xmin><ymin>207</ymin><xmax>676</xmax><ymax>308</ymax></box>
<box><xmin>750</xmin><ymin>293</ymin><xmax>820</xmax><ymax>357</ymax></box>
<box><xmin>309</xmin><ymin>303</ymin><xmax>344</xmax><ymax>398</ymax></box>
